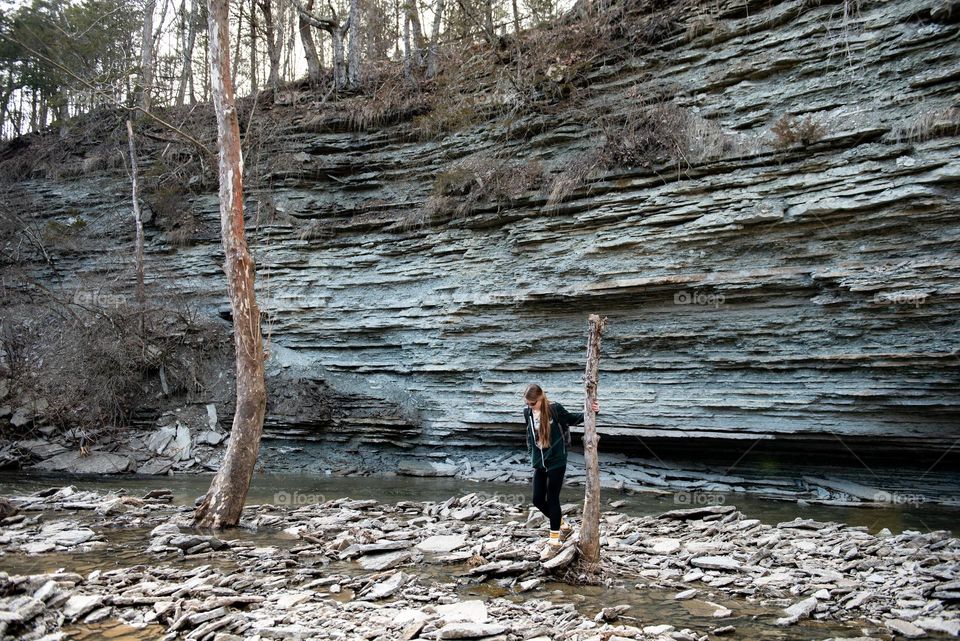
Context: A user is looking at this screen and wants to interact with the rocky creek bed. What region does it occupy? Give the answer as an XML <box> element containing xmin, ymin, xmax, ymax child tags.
<box><xmin>0</xmin><ymin>486</ymin><xmax>958</xmax><ymax>641</ymax></box>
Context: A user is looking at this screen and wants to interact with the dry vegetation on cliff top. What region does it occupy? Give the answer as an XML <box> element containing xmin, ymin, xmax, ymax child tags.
<box><xmin>0</xmin><ymin>0</ymin><xmax>706</xmax><ymax>184</ymax></box>
<box><xmin>0</xmin><ymin>0</ymin><xmax>875</xmax><ymax>228</ymax></box>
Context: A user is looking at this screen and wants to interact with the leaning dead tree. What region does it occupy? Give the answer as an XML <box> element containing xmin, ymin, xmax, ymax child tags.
<box><xmin>194</xmin><ymin>0</ymin><xmax>268</xmax><ymax>529</ymax></box>
<box><xmin>578</xmin><ymin>314</ymin><xmax>607</xmax><ymax>565</ymax></box>
<box><xmin>125</xmin><ymin>120</ymin><xmax>146</xmax><ymax>338</ymax></box>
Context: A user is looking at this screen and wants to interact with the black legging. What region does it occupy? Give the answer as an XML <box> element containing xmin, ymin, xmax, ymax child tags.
<box><xmin>532</xmin><ymin>465</ymin><xmax>566</xmax><ymax>531</ymax></box>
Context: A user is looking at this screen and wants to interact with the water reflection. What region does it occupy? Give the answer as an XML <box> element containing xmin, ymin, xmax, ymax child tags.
<box><xmin>1</xmin><ymin>471</ymin><xmax>955</xmax><ymax>535</ymax></box>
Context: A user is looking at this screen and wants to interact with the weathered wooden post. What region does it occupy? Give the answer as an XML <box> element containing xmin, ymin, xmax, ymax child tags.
<box><xmin>578</xmin><ymin>314</ymin><xmax>606</xmax><ymax>565</ymax></box>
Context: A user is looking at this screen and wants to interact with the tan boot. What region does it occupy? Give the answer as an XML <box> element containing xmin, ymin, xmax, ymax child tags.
<box><xmin>539</xmin><ymin>531</ymin><xmax>562</xmax><ymax>561</ymax></box>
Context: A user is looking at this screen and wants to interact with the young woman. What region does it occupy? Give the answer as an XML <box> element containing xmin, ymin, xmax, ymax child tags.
<box><xmin>524</xmin><ymin>383</ymin><xmax>600</xmax><ymax>555</ymax></box>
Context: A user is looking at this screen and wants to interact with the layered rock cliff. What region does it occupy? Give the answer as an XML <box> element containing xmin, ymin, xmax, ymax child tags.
<box><xmin>3</xmin><ymin>0</ymin><xmax>959</xmax><ymax>465</ymax></box>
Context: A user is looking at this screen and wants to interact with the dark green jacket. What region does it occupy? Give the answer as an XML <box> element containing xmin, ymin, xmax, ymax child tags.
<box><xmin>524</xmin><ymin>402</ymin><xmax>584</xmax><ymax>471</ymax></box>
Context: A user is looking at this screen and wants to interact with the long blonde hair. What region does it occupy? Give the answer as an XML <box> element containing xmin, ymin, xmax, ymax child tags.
<box><xmin>525</xmin><ymin>384</ymin><xmax>552</xmax><ymax>448</ymax></box>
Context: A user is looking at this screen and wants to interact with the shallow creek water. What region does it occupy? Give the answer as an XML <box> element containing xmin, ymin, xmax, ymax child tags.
<box><xmin>2</xmin><ymin>471</ymin><xmax>957</xmax><ymax>640</ymax></box>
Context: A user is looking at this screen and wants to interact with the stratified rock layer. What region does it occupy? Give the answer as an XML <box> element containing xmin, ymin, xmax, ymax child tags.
<box><xmin>5</xmin><ymin>0</ymin><xmax>959</xmax><ymax>458</ymax></box>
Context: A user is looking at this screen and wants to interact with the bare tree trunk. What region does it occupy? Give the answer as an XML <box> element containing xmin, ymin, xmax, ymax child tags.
<box><xmin>176</xmin><ymin>0</ymin><xmax>187</xmax><ymax>98</ymax></box>
<box><xmin>299</xmin><ymin>0</ymin><xmax>321</xmax><ymax>84</ymax></box>
<box><xmin>126</xmin><ymin>120</ymin><xmax>146</xmax><ymax>337</ymax></box>
<box><xmin>317</xmin><ymin>25</ymin><xmax>325</xmax><ymax>68</ymax></box>
<box><xmin>14</xmin><ymin>90</ymin><xmax>23</xmax><ymax>136</ymax></box>
<box><xmin>402</xmin><ymin>13</ymin><xmax>412</xmax><ymax>80</ymax></box>
<box><xmin>511</xmin><ymin>0</ymin><xmax>520</xmax><ymax>32</ymax></box>
<box><xmin>332</xmin><ymin>28</ymin><xmax>346</xmax><ymax>88</ymax></box>
<box><xmin>260</xmin><ymin>0</ymin><xmax>282</xmax><ymax>89</ymax></box>
<box><xmin>188</xmin><ymin>33</ymin><xmax>197</xmax><ymax>102</ymax></box>
<box><xmin>152</xmin><ymin>0</ymin><xmax>173</xmax><ymax>53</ymax></box>
<box><xmin>202</xmin><ymin>34</ymin><xmax>210</xmax><ymax>101</ymax></box>
<box><xmin>426</xmin><ymin>0</ymin><xmax>445</xmax><ymax>78</ymax></box>
<box><xmin>194</xmin><ymin>0</ymin><xmax>268</xmax><ymax>530</ymax></box>
<box><xmin>232</xmin><ymin>0</ymin><xmax>244</xmax><ymax>88</ymax></box>
<box><xmin>284</xmin><ymin>2</ymin><xmax>296</xmax><ymax>82</ymax></box>
<box><xmin>177</xmin><ymin>0</ymin><xmax>199</xmax><ymax>105</ymax></box>
<box><xmin>140</xmin><ymin>0</ymin><xmax>157</xmax><ymax>112</ymax></box>
<box><xmin>347</xmin><ymin>0</ymin><xmax>360</xmax><ymax>88</ymax></box>
<box><xmin>39</xmin><ymin>94</ymin><xmax>48</xmax><ymax>130</ymax></box>
<box><xmin>250</xmin><ymin>0</ymin><xmax>259</xmax><ymax>94</ymax></box>
<box><xmin>403</xmin><ymin>0</ymin><xmax>425</xmax><ymax>67</ymax></box>
<box><xmin>407</xmin><ymin>0</ymin><xmax>426</xmax><ymax>52</ymax></box>
<box><xmin>0</xmin><ymin>73</ymin><xmax>21</xmax><ymax>136</ymax></box>
<box><xmin>393</xmin><ymin>0</ymin><xmax>401</xmax><ymax>58</ymax></box>
<box><xmin>578</xmin><ymin>314</ymin><xmax>606</xmax><ymax>565</ymax></box>
<box><xmin>295</xmin><ymin>1</ymin><xmax>347</xmax><ymax>90</ymax></box>
<box><xmin>29</xmin><ymin>89</ymin><xmax>38</xmax><ymax>132</ymax></box>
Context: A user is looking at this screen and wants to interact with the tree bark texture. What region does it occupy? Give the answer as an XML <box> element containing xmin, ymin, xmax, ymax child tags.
<box><xmin>578</xmin><ymin>313</ymin><xmax>606</xmax><ymax>565</ymax></box>
<box><xmin>194</xmin><ymin>0</ymin><xmax>268</xmax><ymax>530</ymax></box>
